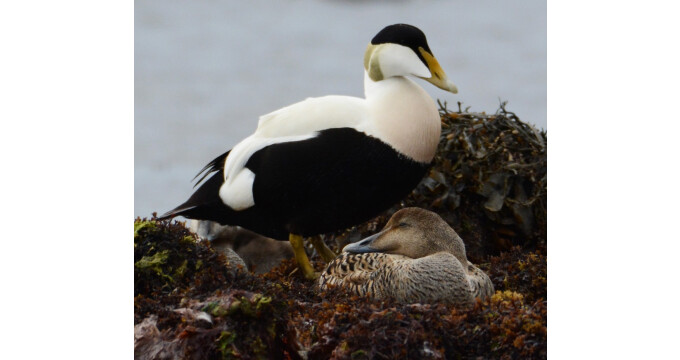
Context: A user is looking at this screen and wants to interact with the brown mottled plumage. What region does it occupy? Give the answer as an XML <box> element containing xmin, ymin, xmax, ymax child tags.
<box><xmin>319</xmin><ymin>208</ymin><xmax>494</xmax><ymax>306</ymax></box>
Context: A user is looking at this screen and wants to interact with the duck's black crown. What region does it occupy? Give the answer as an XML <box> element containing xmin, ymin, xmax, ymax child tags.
<box><xmin>371</xmin><ymin>24</ymin><xmax>433</xmax><ymax>57</ymax></box>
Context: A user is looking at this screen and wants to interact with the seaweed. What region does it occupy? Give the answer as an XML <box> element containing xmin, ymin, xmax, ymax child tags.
<box><xmin>488</xmin><ymin>247</ymin><xmax>547</xmax><ymax>303</ymax></box>
<box><xmin>300</xmin><ymin>292</ymin><xmax>546</xmax><ymax>359</ymax></box>
<box><xmin>134</xmin><ymin>217</ymin><xmax>302</xmax><ymax>359</ymax></box>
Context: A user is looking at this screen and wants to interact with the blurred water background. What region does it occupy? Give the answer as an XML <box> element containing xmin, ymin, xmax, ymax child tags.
<box><xmin>135</xmin><ymin>0</ymin><xmax>546</xmax><ymax>218</ymax></box>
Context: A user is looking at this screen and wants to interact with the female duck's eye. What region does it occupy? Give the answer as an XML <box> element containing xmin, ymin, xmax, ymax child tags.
<box><xmin>398</xmin><ymin>222</ymin><xmax>409</xmax><ymax>228</ymax></box>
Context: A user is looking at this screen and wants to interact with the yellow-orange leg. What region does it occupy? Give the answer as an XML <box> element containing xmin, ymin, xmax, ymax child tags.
<box><xmin>289</xmin><ymin>233</ymin><xmax>318</xmax><ymax>280</ymax></box>
<box><xmin>310</xmin><ymin>236</ymin><xmax>337</xmax><ymax>262</ymax></box>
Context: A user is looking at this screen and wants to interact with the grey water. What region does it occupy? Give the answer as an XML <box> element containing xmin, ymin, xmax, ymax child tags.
<box><xmin>135</xmin><ymin>0</ymin><xmax>546</xmax><ymax>218</ymax></box>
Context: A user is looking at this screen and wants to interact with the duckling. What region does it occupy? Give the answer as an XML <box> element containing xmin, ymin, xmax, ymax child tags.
<box><xmin>319</xmin><ymin>208</ymin><xmax>494</xmax><ymax>307</ymax></box>
<box><xmin>189</xmin><ymin>220</ymin><xmax>293</xmax><ymax>273</ymax></box>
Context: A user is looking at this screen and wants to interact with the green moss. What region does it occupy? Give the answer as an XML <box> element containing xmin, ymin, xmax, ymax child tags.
<box><xmin>203</xmin><ymin>302</ymin><xmax>229</xmax><ymax>318</ymax></box>
<box><xmin>266</xmin><ymin>321</ymin><xmax>277</xmax><ymax>339</ymax></box>
<box><xmin>237</xmin><ymin>296</ymin><xmax>254</xmax><ymax>316</ymax></box>
<box><xmin>174</xmin><ymin>259</ymin><xmax>188</xmax><ymax>278</ymax></box>
<box><xmin>181</xmin><ymin>235</ymin><xmax>196</xmax><ymax>245</ymax></box>
<box><xmin>251</xmin><ymin>337</ymin><xmax>267</xmax><ymax>359</ymax></box>
<box><xmin>134</xmin><ymin>220</ymin><xmax>156</xmax><ymax>239</ymax></box>
<box><xmin>216</xmin><ymin>331</ymin><xmax>238</xmax><ymax>360</ymax></box>
<box><xmin>351</xmin><ymin>349</ymin><xmax>369</xmax><ymax>360</ymax></box>
<box><xmin>255</xmin><ymin>295</ymin><xmax>272</xmax><ymax>311</ymax></box>
<box><xmin>134</xmin><ymin>250</ymin><xmax>173</xmax><ymax>283</ymax></box>
<box><xmin>221</xmin><ymin>294</ymin><xmax>274</xmax><ymax>318</ymax></box>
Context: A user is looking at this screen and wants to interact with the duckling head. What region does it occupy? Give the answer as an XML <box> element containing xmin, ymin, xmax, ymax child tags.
<box><xmin>343</xmin><ymin>207</ymin><xmax>468</xmax><ymax>264</ymax></box>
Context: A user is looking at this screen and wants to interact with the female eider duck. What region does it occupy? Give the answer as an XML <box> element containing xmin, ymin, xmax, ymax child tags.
<box><xmin>160</xmin><ymin>24</ymin><xmax>458</xmax><ymax>279</ymax></box>
<box><xmin>319</xmin><ymin>208</ymin><xmax>494</xmax><ymax>306</ymax></box>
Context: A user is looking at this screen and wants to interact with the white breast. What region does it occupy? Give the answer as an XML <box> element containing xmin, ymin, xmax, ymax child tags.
<box><xmin>361</xmin><ymin>73</ymin><xmax>441</xmax><ymax>163</ymax></box>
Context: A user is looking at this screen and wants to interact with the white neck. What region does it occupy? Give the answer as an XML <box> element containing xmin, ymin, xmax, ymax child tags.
<box><xmin>362</xmin><ymin>72</ymin><xmax>441</xmax><ymax>163</ymax></box>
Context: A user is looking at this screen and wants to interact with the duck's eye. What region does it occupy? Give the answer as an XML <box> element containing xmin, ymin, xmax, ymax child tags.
<box><xmin>398</xmin><ymin>222</ymin><xmax>409</xmax><ymax>228</ymax></box>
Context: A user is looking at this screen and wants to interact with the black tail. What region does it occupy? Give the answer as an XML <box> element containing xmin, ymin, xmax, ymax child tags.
<box><xmin>192</xmin><ymin>150</ymin><xmax>231</xmax><ymax>187</ymax></box>
<box><xmin>158</xmin><ymin>170</ymin><xmax>231</xmax><ymax>222</ymax></box>
<box><xmin>158</xmin><ymin>150</ymin><xmax>232</xmax><ymax>222</ymax></box>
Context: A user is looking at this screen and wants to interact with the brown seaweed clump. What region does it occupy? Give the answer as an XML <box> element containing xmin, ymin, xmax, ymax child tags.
<box><xmin>135</xmin><ymin>218</ymin><xmax>242</xmax><ymax>298</ymax></box>
<box><xmin>135</xmin><ymin>217</ymin><xmax>240</xmax><ymax>325</ymax></box>
<box><xmin>135</xmin><ymin>289</ymin><xmax>301</xmax><ymax>360</ymax></box>
<box><xmin>488</xmin><ymin>247</ymin><xmax>547</xmax><ymax>303</ymax></box>
<box><xmin>134</xmin><ymin>217</ymin><xmax>301</xmax><ymax>359</ymax></box>
<box><xmin>299</xmin><ymin>291</ymin><xmax>546</xmax><ymax>359</ymax></box>
<box><xmin>419</xmin><ymin>101</ymin><xmax>547</xmax><ymax>259</ymax></box>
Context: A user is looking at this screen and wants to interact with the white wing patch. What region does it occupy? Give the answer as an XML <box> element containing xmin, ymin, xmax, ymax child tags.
<box><xmin>220</xmin><ymin>167</ymin><xmax>256</xmax><ymax>210</ymax></box>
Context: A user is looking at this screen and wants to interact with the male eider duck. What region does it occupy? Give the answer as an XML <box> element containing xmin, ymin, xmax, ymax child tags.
<box><xmin>319</xmin><ymin>208</ymin><xmax>494</xmax><ymax>306</ymax></box>
<box><xmin>160</xmin><ymin>24</ymin><xmax>458</xmax><ymax>279</ymax></box>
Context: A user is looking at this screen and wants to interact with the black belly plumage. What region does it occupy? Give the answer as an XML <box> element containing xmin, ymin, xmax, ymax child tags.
<box><xmin>161</xmin><ymin>127</ymin><xmax>430</xmax><ymax>240</ymax></box>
